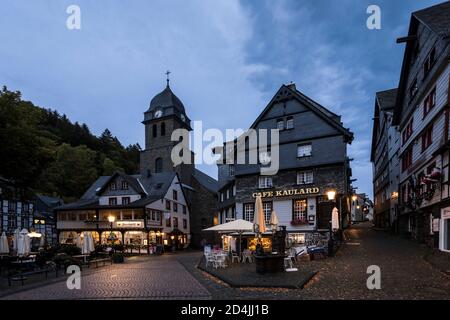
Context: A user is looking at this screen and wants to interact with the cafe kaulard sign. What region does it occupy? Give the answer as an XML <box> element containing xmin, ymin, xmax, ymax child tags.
<box><xmin>252</xmin><ymin>187</ymin><xmax>320</xmax><ymax>199</ymax></box>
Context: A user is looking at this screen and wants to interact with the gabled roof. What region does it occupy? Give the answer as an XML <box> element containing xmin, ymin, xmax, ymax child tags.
<box><xmin>94</xmin><ymin>171</ymin><xmax>146</xmax><ymax>196</ymax></box>
<box><xmin>249</xmin><ymin>84</ymin><xmax>353</xmax><ymax>142</ymax></box>
<box><xmin>56</xmin><ymin>172</ymin><xmax>177</xmax><ymax>211</ymax></box>
<box><xmin>371</xmin><ymin>88</ymin><xmax>398</xmax><ymax>162</ymax></box>
<box><xmin>393</xmin><ymin>2</ymin><xmax>450</xmax><ymax>125</ymax></box>
<box><xmin>192</xmin><ymin>169</ymin><xmax>219</xmax><ymax>193</ymax></box>
<box><xmin>413</xmin><ymin>1</ymin><xmax>450</xmax><ymax>37</ymax></box>
<box><xmin>376</xmin><ymin>89</ymin><xmax>398</xmax><ymax>111</ymax></box>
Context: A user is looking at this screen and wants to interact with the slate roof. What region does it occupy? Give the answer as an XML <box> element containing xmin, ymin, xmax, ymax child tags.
<box><xmin>147</xmin><ymin>85</ymin><xmax>186</xmax><ymax>113</ymax></box>
<box><xmin>57</xmin><ymin>172</ymin><xmax>177</xmax><ymax>211</ymax></box>
<box><xmin>376</xmin><ymin>89</ymin><xmax>398</xmax><ymax>111</ymax></box>
<box><xmin>192</xmin><ymin>169</ymin><xmax>219</xmax><ymax>193</ymax></box>
<box><xmin>413</xmin><ymin>1</ymin><xmax>450</xmax><ymax>37</ymax></box>
<box><xmin>35</xmin><ymin>194</ymin><xmax>64</xmax><ymax>208</ymax></box>
<box><xmin>249</xmin><ymin>84</ymin><xmax>353</xmax><ymax>141</ymax></box>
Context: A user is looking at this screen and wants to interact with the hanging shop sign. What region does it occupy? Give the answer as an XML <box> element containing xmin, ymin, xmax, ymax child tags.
<box><xmin>252</xmin><ymin>187</ymin><xmax>320</xmax><ymax>199</ymax></box>
<box><xmin>116</xmin><ymin>221</ymin><xmax>143</xmax><ymax>228</ymax></box>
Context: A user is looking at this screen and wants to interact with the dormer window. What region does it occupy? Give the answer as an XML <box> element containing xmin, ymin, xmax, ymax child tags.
<box><xmin>110</xmin><ymin>183</ymin><xmax>117</xmax><ymax>191</ymax></box>
<box><xmin>122</xmin><ymin>181</ymin><xmax>129</xmax><ymax>190</ymax></box>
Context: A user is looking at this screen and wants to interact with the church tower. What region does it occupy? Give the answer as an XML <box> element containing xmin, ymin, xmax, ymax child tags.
<box><xmin>140</xmin><ymin>74</ymin><xmax>194</xmax><ymax>185</ymax></box>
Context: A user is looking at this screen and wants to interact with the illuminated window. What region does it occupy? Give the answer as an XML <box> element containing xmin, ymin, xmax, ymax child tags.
<box><xmin>293</xmin><ymin>200</ymin><xmax>308</xmax><ymax>221</ymax></box>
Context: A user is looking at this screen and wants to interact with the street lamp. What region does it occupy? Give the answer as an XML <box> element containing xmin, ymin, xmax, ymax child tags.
<box><xmin>108</xmin><ymin>215</ymin><xmax>116</xmax><ymax>252</ymax></box>
<box><xmin>351</xmin><ymin>195</ymin><xmax>357</xmax><ymax>202</ymax></box>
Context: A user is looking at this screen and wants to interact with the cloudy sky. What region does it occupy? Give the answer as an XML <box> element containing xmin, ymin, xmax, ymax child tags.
<box><xmin>0</xmin><ymin>0</ymin><xmax>444</xmax><ymax>197</ymax></box>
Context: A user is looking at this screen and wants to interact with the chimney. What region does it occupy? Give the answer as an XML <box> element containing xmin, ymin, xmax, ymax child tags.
<box><xmin>287</xmin><ymin>82</ymin><xmax>296</xmax><ymax>91</ymax></box>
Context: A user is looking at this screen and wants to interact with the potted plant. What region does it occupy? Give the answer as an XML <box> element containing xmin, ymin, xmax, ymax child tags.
<box><xmin>112</xmin><ymin>252</ymin><xmax>124</xmax><ymax>263</ymax></box>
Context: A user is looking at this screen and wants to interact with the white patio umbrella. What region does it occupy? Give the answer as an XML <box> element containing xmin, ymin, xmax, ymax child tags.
<box><xmin>87</xmin><ymin>232</ymin><xmax>95</xmax><ymax>252</ymax></box>
<box><xmin>269</xmin><ymin>210</ymin><xmax>279</xmax><ymax>230</ymax></box>
<box><xmin>39</xmin><ymin>233</ymin><xmax>46</xmax><ymax>249</ymax></box>
<box><xmin>332</xmin><ymin>207</ymin><xmax>340</xmax><ymax>231</ymax></box>
<box><xmin>18</xmin><ymin>229</ymin><xmax>31</xmax><ymax>256</ymax></box>
<box><xmin>0</xmin><ymin>232</ymin><xmax>9</xmax><ymax>254</ymax></box>
<box><xmin>75</xmin><ymin>233</ymin><xmax>83</xmax><ymax>249</ymax></box>
<box><xmin>203</xmin><ymin>219</ymin><xmax>254</xmax><ymax>255</ymax></box>
<box><xmin>82</xmin><ymin>232</ymin><xmax>90</xmax><ymax>254</ymax></box>
<box><xmin>13</xmin><ymin>228</ymin><xmax>20</xmax><ymax>251</ymax></box>
<box><xmin>253</xmin><ymin>195</ymin><xmax>267</xmax><ymax>234</ymax></box>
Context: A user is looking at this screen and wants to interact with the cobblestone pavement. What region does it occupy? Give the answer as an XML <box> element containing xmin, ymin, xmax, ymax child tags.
<box><xmin>1</xmin><ymin>223</ymin><xmax>449</xmax><ymax>300</ymax></box>
<box><xmin>179</xmin><ymin>222</ymin><xmax>450</xmax><ymax>300</ymax></box>
<box><xmin>0</xmin><ymin>255</ymin><xmax>210</xmax><ymax>300</ymax></box>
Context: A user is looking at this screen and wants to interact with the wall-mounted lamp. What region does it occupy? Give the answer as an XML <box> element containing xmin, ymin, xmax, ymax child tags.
<box><xmin>327</xmin><ymin>190</ymin><xmax>336</xmax><ymax>201</ymax></box>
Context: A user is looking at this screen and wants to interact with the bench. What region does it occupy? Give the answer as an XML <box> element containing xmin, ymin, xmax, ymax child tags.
<box><xmin>8</xmin><ymin>267</ymin><xmax>57</xmax><ymax>286</ymax></box>
<box><xmin>87</xmin><ymin>257</ymin><xmax>112</xmax><ymax>268</ymax></box>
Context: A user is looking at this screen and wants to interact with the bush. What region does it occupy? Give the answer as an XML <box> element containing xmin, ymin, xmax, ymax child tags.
<box><xmin>53</xmin><ymin>253</ymin><xmax>81</xmax><ymax>270</ymax></box>
<box><xmin>57</xmin><ymin>244</ymin><xmax>81</xmax><ymax>256</ymax></box>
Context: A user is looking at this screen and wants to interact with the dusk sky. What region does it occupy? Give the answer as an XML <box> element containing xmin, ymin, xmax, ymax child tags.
<box><xmin>0</xmin><ymin>0</ymin><xmax>444</xmax><ymax>198</ymax></box>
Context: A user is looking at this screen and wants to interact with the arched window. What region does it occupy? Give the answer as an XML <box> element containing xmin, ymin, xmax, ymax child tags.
<box><xmin>155</xmin><ymin>158</ymin><xmax>163</xmax><ymax>173</ymax></box>
<box><xmin>152</xmin><ymin>124</ymin><xmax>157</xmax><ymax>138</ymax></box>
<box><xmin>161</xmin><ymin>122</ymin><xmax>166</xmax><ymax>136</ymax></box>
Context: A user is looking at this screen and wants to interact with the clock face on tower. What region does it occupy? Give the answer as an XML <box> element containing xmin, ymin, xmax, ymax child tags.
<box><xmin>154</xmin><ymin>109</ymin><xmax>163</xmax><ymax>118</ymax></box>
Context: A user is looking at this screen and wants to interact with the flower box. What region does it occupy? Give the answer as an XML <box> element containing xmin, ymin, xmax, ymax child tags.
<box><xmin>290</xmin><ymin>219</ymin><xmax>308</xmax><ymax>226</ymax></box>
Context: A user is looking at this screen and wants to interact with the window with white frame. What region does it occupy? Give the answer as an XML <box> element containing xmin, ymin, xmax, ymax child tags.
<box><xmin>276</xmin><ymin>119</ymin><xmax>284</xmax><ymax>130</ymax></box>
<box><xmin>297</xmin><ymin>144</ymin><xmax>312</xmax><ymax>157</ymax></box>
<box><xmin>262</xmin><ymin>202</ymin><xmax>272</xmax><ymax>224</ymax></box>
<box><xmin>244</xmin><ymin>204</ymin><xmax>255</xmax><ymax>222</ymax></box>
<box><xmin>286</xmin><ymin>116</ymin><xmax>294</xmax><ymax>129</ymax></box>
<box><xmin>293</xmin><ymin>199</ymin><xmax>308</xmax><ymax>221</ymax></box>
<box><xmin>297</xmin><ymin>171</ymin><xmax>314</xmax><ymax>184</ymax></box>
<box><xmin>258</xmin><ymin>176</ymin><xmax>273</xmax><ymax>189</ymax></box>
<box><xmin>259</xmin><ymin>151</ymin><xmax>271</xmax><ymax>165</ymax></box>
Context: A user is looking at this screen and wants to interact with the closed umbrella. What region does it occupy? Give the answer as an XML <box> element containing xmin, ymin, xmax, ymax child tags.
<box><xmin>18</xmin><ymin>229</ymin><xmax>31</xmax><ymax>256</ymax></box>
<box><xmin>253</xmin><ymin>195</ymin><xmax>267</xmax><ymax>233</ymax></box>
<box><xmin>0</xmin><ymin>232</ymin><xmax>9</xmax><ymax>254</ymax></box>
<box><xmin>87</xmin><ymin>232</ymin><xmax>95</xmax><ymax>252</ymax></box>
<box><xmin>82</xmin><ymin>232</ymin><xmax>90</xmax><ymax>254</ymax></box>
<box><xmin>39</xmin><ymin>233</ymin><xmax>46</xmax><ymax>249</ymax></box>
<box><xmin>332</xmin><ymin>207</ymin><xmax>340</xmax><ymax>231</ymax></box>
<box><xmin>269</xmin><ymin>210</ymin><xmax>279</xmax><ymax>230</ymax></box>
<box><xmin>13</xmin><ymin>228</ymin><xmax>20</xmax><ymax>251</ymax></box>
<box><xmin>75</xmin><ymin>233</ymin><xmax>82</xmax><ymax>248</ymax></box>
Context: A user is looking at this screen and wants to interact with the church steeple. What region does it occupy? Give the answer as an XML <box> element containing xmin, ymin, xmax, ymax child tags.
<box><xmin>140</xmin><ymin>76</ymin><xmax>194</xmax><ymax>182</ymax></box>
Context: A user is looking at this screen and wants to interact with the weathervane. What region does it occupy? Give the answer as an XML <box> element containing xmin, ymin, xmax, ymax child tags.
<box><xmin>166</xmin><ymin>70</ymin><xmax>171</xmax><ymax>87</ymax></box>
